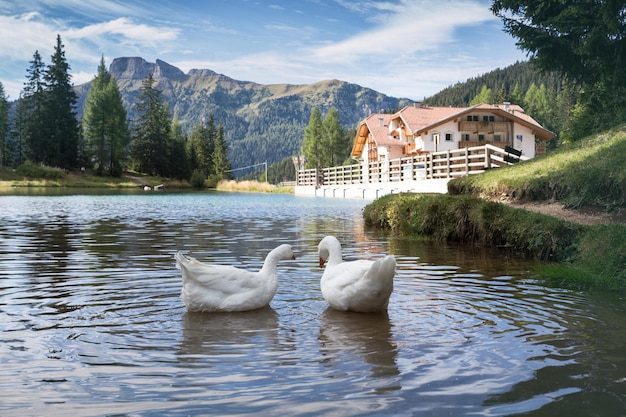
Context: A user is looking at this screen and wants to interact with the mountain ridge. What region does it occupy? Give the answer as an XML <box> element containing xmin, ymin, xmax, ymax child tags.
<box><xmin>75</xmin><ymin>57</ymin><xmax>411</xmax><ymax>171</ymax></box>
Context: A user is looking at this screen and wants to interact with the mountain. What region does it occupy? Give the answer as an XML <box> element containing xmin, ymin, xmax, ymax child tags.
<box><xmin>74</xmin><ymin>57</ymin><xmax>411</xmax><ymax>170</ymax></box>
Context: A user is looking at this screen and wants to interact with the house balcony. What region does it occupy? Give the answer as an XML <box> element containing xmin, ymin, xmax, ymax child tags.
<box><xmin>459</xmin><ymin>141</ymin><xmax>507</xmax><ymax>149</ymax></box>
<box><xmin>458</xmin><ymin>121</ymin><xmax>511</xmax><ymax>133</ymax></box>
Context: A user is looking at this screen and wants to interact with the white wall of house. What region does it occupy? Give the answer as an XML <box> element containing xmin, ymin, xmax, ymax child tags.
<box><xmin>511</xmin><ymin>124</ymin><xmax>536</xmax><ymax>158</ymax></box>
<box><xmin>416</xmin><ymin>120</ymin><xmax>459</xmax><ymax>153</ymax></box>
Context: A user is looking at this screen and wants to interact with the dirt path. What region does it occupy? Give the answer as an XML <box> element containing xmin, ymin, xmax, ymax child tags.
<box><xmin>507</xmin><ymin>201</ymin><xmax>626</xmax><ymax>226</ymax></box>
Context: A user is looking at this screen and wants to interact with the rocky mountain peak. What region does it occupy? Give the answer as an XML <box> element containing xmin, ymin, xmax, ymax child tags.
<box><xmin>109</xmin><ymin>57</ymin><xmax>186</xmax><ymax>81</ymax></box>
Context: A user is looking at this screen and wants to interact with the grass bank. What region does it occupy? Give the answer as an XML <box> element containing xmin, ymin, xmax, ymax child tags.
<box><xmin>364</xmin><ymin>193</ymin><xmax>626</xmax><ymax>290</ymax></box>
<box><xmin>364</xmin><ymin>125</ymin><xmax>626</xmax><ymax>290</ymax></box>
<box><xmin>0</xmin><ymin>164</ymin><xmax>190</xmax><ymax>190</ymax></box>
<box><xmin>449</xmin><ymin>124</ymin><xmax>626</xmax><ymax>211</ymax></box>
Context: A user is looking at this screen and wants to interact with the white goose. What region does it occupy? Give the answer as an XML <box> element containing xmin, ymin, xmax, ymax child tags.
<box><xmin>318</xmin><ymin>236</ymin><xmax>395</xmax><ymax>313</ymax></box>
<box><xmin>175</xmin><ymin>244</ymin><xmax>295</xmax><ymax>312</ymax></box>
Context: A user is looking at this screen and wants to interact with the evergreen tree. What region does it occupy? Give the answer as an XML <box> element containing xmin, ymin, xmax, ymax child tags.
<box><xmin>43</xmin><ymin>34</ymin><xmax>79</xmax><ymax>169</ymax></box>
<box><xmin>83</xmin><ymin>57</ymin><xmax>130</xmax><ymax>176</ymax></box>
<box><xmin>492</xmin><ymin>84</ymin><xmax>507</xmax><ymax>105</ymax></box>
<box><xmin>321</xmin><ymin>107</ymin><xmax>346</xmax><ymax>167</ymax></box>
<box><xmin>0</xmin><ymin>82</ymin><xmax>9</xmax><ymax>167</ymax></box>
<box><xmin>524</xmin><ymin>83</ymin><xmax>554</xmax><ymax>132</ymax></box>
<box><xmin>9</xmin><ymin>93</ymin><xmax>28</xmax><ymax>166</ymax></box>
<box><xmin>510</xmin><ymin>83</ymin><xmax>524</xmax><ymax>106</ymax></box>
<box><xmin>21</xmin><ymin>50</ymin><xmax>47</xmax><ymax>164</ymax></box>
<box><xmin>187</xmin><ymin>116</ymin><xmax>215</xmax><ymax>175</ymax></box>
<box><xmin>167</xmin><ymin>119</ymin><xmax>190</xmax><ymax>180</ymax></box>
<box><xmin>470</xmin><ymin>85</ymin><xmax>493</xmax><ymax>105</ymax></box>
<box><xmin>302</xmin><ymin>107</ymin><xmax>323</xmax><ymax>169</ymax></box>
<box><xmin>130</xmin><ymin>73</ymin><xmax>171</xmax><ymax>176</ymax></box>
<box><xmin>212</xmin><ymin>123</ymin><xmax>232</xmax><ymax>179</ymax></box>
<box><xmin>491</xmin><ymin>0</ymin><xmax>626</xmax><ymax>136</ymax></box>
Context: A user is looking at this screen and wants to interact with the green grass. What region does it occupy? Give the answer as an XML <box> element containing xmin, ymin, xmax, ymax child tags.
<box><xmin>364</xmin><ymin>193</ymin><xmax>583</xmax><ymax>262</ymax></box>
<box><xmin>364</xmin><ymin>125</ymin><xmax>626</xmax><ymax>290</ymax></box>
<box><xmin>0</xmin><ymin>165</ymin><xmax>190</xmax><ymax>190</ymax></box>
<box><xmin>364</xmin><ymin>193</ymin><xmax>626</xmax><ymax>290</ymax></box>
<box><xmin>449</xmin><ymin>124</ymin><xmax>626</xmax><ymax>211</ymax></box>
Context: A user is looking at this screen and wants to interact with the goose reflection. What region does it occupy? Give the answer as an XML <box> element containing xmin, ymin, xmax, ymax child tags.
<box><xmin>318</xmin><ymin>308</ymin><xmax>400</xmax><ymax>386</ymax></box>
<box><xmin>178</xmin><ymin>307</ymin><xmax>279</xmax><ymax>359</ymax></box>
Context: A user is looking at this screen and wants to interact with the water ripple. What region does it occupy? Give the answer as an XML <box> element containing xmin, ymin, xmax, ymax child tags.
<box><xmin>1</xmin><ymin>193</ymin><xmax>625</xmax><ymax>416</ymax></box>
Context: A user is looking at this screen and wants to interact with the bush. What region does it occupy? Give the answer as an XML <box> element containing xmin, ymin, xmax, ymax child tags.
<box><xmin>16</xmin><ymin>161</ymin><xmax>66</xmax><ymax>180</ymax></box>
<box><xmin>190</xmin><ymin>169</ymin><xmax>206</xmax><ymax>189</ymax></box>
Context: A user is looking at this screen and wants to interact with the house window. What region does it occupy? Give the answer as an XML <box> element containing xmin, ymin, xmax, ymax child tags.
<box><xmin>472</xmin><ymin>115</ymin><xmax>479</xmax><ymax>121</ymax></box>
<box><xmin>483</xmin><ymin>116</ymin><xmax>489</xmax><ymax>122</ymax></box>
<box><xmin>478</xmin><ymin>134</ymin><xmax>485</xmax><ymax>141</ymax></box>
<box><xmin>431</xmin><ymin>133</ymin><xmax>440</xmax><ymax>143</ymax></box>
<box><xmin>466</xmin><ymin>115</ymin><xmax>472</xmax><ymax>121</ymax></box>
<box><xmin>489</xmin><ymin>116</ymin><xmax>495</xmax><ymax>122</ymax></box>
<box><xmin>494</xmin><ymin>134</ymin><xmax>502</xmax><ymax>142</ymax></box>
<box><xmin>445</xmin><ymin>133</ymin><xmax>453</xmax><ymax>141</ymax></box>
<box><xmin>462</xmin><ymin>134</ymin><xmax>470</xmax><ymax>141</ymax></box>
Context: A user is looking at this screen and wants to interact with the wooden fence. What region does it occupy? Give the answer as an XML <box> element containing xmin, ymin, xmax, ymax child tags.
<box><xmin>297</xmin><ymin>144</ymin><xmax>525</xmax><ymax>186</ymax></box>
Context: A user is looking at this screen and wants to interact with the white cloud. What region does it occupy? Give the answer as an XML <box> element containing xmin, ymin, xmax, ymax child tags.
<box><xmin>310</xmin><ymin>0</ymin><xmax>496</xmax><ymax>63</ymax></box>
<box><xmin>0</xmin><ymin>0</ymin><xmax>525</xmax><ymax>100</ymax></box>
<box><xmin>0</xmin><ymin>13</ymin><xmax>58</xmax><ymax>60</ymax></box>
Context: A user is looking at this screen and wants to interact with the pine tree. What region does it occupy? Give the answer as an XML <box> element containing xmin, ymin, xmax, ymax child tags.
<box><xmin>167</xmin><ymin>119</ymin><xmax>190</xmax><ymax>180</ymax></box>
<box><xmin>302</xmin><ymin>107</ymin><xmax>323</xmax><ymax>169</ymax></box>
<box><xmin>524</xmin><ymin>83</ymin><xmax>553</xmax><ymax>130</ymax></box>
<box><xmin>510</xmin><ymin>83</ymin><xmax>524</xmax><ymax>106</ymax></box>
<box><xmin>470</xmin><ymin>85</ymin><xmax>493</xmax><ymax>105</ymax></box>
<box><xmin>21</xmin><ymin>50</ymin><xmax>47</xmax><ymax>164</ymax></box>
<box><xmin>212</xmin><ymin>123</ymin><xmax>232</xmax><ymax>179</ymax></box>
<box><xmin>0</xmin><ymin>82</ymin><xmax>9</xmax><ymax>167</ymax></box>
<box><xmin>43</xmin><ymin>34</ymin><xmax>79</xmax><ymax>169</ymax></box>
<box><xmin>321</xmin><ymin>107</ymin><xmax>345</xmax><ymax>167</ymax></box>
<box><xmin>130</xmin><ymin>73</ymin><xmax>171</xmax><ymax>176</ymax></box>
<box><xmin>83</xmin><ymin>57</ymin><xmax>130</xmax><ymax>176</ymax></box>
<box><xmin>492</xmin><ymin>0</ymin><xmax>626</xmax><ymax>137</ymax></box>
<box><xmin>187</xmin><ymin>116</ymin><xmax>215</xmax><ymax>175</ymax></box>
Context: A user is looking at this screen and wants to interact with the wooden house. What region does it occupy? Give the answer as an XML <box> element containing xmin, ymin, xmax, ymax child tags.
<box><xmin>351</xmin><ymin>103</ymin><xmax>554</xmax><ymax>165</ymax></box>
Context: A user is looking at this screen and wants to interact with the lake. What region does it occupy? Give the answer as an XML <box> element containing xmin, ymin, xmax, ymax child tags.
<box><xmin>0</xmin><ymin>191</ymin><xmax>625</xmax><ymax>416</ymax></box>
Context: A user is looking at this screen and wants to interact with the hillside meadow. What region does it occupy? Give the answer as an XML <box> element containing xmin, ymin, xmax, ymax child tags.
<box><xmin>363</xmin><ymin>124</ymin><xmax>626</xmax><ymax>290</ymax></box>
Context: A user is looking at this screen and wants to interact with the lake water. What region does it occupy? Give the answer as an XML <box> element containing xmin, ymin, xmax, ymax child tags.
<box><xmin>0</xmin><ymin>191</ymin><xmax>625</xmax><ymax>416</ymax></box>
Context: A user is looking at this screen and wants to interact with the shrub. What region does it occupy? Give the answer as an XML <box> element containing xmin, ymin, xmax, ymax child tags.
<box><xmin>16</xmin><ymin>161</ymin><xmax>66</xmax><ymax>180</ymax></box>
<box><xmin>190</xmin><ymin>169</ymin><xmax>206</xmax><ymax>188</ymax></box>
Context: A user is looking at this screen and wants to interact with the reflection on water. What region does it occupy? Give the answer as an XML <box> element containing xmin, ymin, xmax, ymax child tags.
<box><xmin>0</xmin><ymin>192</ymin><xmax>625</xmax><ymax>416</ymax></box>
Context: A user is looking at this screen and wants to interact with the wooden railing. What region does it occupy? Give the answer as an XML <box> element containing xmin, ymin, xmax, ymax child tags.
<box><xmin>297</xmin><ymin>144</ymin><xmax>525</xmax><ymax>187</ymax></box>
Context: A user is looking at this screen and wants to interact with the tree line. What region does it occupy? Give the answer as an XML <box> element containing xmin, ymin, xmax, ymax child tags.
<box><xmin>0</xmin><ymin>35</ymin><xmax>232</xmax><ymax>186</ymax></box>
<box><xmin>2</xmin><ymin>0</ymin><xmax>624</xmax><ymax>182</ymax></box>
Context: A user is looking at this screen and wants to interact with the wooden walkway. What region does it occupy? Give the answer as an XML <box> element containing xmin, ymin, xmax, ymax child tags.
<box><xmin>295</xmin><ymin>144</ymin><xmax>524</xmax><ymax>199</ymax></box>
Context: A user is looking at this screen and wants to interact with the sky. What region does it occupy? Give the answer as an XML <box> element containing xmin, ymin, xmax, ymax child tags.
<box><xmin>0</xmin><ymin>0</ymin><xmax>529</xmax><ymax>101</ymax></box>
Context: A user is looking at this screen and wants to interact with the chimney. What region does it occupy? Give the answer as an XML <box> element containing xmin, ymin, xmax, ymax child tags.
<box><xmin>414</xmin><ymin>102</ymin><xmax>422</xmax><ymax>108</ymax></box>
<box><xmin>378</xmin><ymin>116</ymin><xmax>384</xmax><ymax>127</ymax></box>
<box><xmin>503</xmin><ymin>101</ymin><xmax>511</xmax><ymax>112</ymax></box>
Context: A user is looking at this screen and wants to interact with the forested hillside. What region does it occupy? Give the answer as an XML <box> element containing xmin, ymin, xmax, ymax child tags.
<box><xmin>424</xmin><ymin>61</ymin><xmax>561</xmax><ymax>107</ymax></box>
<box><xmin>424</xmin><ymin>61</ymin><xmax>570</xmax><ymax>139</ymax></box>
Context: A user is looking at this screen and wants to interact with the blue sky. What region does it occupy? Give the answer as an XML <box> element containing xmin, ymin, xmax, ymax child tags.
<box><xmin>0</xmin><ymin>0</ymin><xmax>528</xmax><ymax>101</ymax></box>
